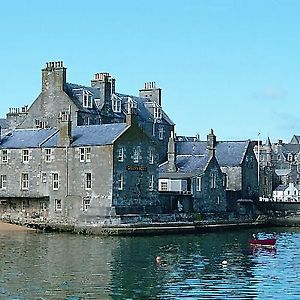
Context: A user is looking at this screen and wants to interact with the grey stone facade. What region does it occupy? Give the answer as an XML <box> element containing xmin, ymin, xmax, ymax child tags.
<box><xmin>159</xmin><ymin>130</ymin><xmax>227</xmax><ymax>214</ymax></box>
<box><xmin>0</xmin><ymin>112</ymin><xmax>159</xmax><ymax>225</ymax></box>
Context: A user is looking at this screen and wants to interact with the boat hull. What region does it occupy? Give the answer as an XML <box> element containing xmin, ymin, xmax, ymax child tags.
<box><xmin>249</xmin><ymin>238</ymin><xmax>276</xmax><ymax>248</ymax></box>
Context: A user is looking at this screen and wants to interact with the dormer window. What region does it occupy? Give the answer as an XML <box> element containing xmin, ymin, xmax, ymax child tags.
<box><xmin>83</xmin><ymin>90</ymin><xmax>93</xmax><ymax>108</ymax></box>
<box><xmin>153</xmin><ymin>106</ymin><xmax>162</xmax><ymax>119</ymax></box>
<box><xmin>112</xmin><ymin>99</ymin><xmax>121</xmax><ymax>113</ymax></box>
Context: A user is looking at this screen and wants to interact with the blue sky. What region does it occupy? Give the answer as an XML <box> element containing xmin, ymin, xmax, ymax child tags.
<box><xmin>0</xmin><ymin>0</ymin><xmax>299</xmax><ymax>143</ymax></box>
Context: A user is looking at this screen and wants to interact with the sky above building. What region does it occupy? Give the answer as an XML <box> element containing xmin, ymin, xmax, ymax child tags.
<box><xmin>0</xmin><ymin>0</ymin><xmax>299</xmax><ymax>143</ymax></box>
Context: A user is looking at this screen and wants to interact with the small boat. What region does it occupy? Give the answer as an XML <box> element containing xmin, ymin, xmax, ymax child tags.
<box><xmin>249</xmin><ymin>238</ymin><xmax>276</xmax><ymax>248</ymax></box>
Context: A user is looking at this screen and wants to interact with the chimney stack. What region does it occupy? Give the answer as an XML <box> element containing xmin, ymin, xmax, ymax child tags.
<box><xmin>139</xmin><ymin>81</ymin><xmax>162</xmax><ymax>106</ymax></box>
<box><xmin>207</xmin><ymin>129</ymin><xmax>216</xmax><ymax>157</ymax></box>
<box><xmin>42</xmin><ymin>61</ymin><xmax>66</xmax><ymax>92</ymax></box>
<box><xmin>57</xmin><ymin>111</ymin><xmax>72</xmax><ymax>146</ymax></box>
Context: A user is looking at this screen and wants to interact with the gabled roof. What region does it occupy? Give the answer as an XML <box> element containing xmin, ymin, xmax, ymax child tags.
<box><xmin>0</xmin><ymin>124</ymin><xmax>128</xmax><ymax>149</ymax></box>
<box><xmin>290</xmin><ymin>135</ymin><xmax>300</xmax><ymax>144</ymax></box>
<box><xmin>176</xmin><ymin>140</ymin><xmax>250</xmax><ymax>167</ymax></box>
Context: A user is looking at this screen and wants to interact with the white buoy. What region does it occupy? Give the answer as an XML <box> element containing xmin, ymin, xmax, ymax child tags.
<box><xmin>222</xmin><ymin>260</ymin><xmax>228</xmax><ymax>265</ymax></box>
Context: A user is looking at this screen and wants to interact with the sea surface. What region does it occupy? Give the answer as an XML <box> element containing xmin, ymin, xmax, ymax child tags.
<box><xmin>0</xmin><ymin>227</ymin><xmax>299</xmax><ymax>299</ymax></box>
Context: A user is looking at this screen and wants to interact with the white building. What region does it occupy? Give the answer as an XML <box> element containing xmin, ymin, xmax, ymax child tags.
<box><xmin>272</xmin><ymin>183</ymin><xmax>300</xmax><ymax>202</ymax></box>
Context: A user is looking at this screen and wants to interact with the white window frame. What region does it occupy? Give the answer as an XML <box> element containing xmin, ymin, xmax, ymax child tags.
<box><xmin>118</xmin><ymin>173</ymin><xmax>124</xmax><ymax>190</ymax></box>
<box><xmin>55</xmin><ymin>199</ymin><xmax>62</xmax><ymax>212</ymax></box>
<box><xmin>112</xmin><ymin>99</ymin><xmax>121</xmax><ymax>113</ymax></box>
<box><xmin>153</xmin><ymin>106</ymin><xmax>162</xmax><ymax>119</ymax></box>
<box><xmin>21</xmin><ymin>173</ymin><xmax>29</xmax><ymax>190</ymax></box>
<box><xmin>158</xmin><ymin>127</ymin><xmax>164</xmax><ymax>140</ymax></box>
<box><xmin>22</xmin><ymin>149</ymin><xmax>29</xmax><ymax>163</ymax></box>
<box><xmin>79</xmin><ymin>147</ymin><xmax>91</xmax><ymax>162</ymax></box>
<box><xmin>149</xmin><ymin>175</ymin><xmax>154</xmax><ymax>191</ymax></box>
<box><xmin>211</xmin><ymin>172</ymin><xmax>217</xmax><ymax>189</ymax></box>
<box><xmin>0</xmin><ymin>175</ymin><xmax>7</xmax><ymax>189</ymax></box>
<box><xmin>52</xmin><ymin>173</ymin><xmax>59</xmax><ymax>190</ymax></box>
<box><xmin>1</xmin><ymin>150</ymin><xmax>8</xmax><ymax>163</ymax></box>
<box><xmin>118</xmin><ymin>147</ymin><xmax>124</xmax><ymax>162</ymax></box>
<box><xmin>41</xmin><ymin>172</ymin><xmax>47</xmax><ymax>183</ymax></box>
<box><xmin>196</xmin><ymin>176</ymin><xmax>202</xmax><ymax>191</ymax></box>
<box><xmin>45</xmin><ymin>148</ymin><xmax>52</xmax><ymax>162</ymax></box>
<box><xmin>160</xmin><ymin>181</ymin><xmax>168</xmax><ymax>191</ymax></box>
<box><xmin>85</xmin><ymin>172</ymin><xmax>92</xmax><ymax>190</ymax></box>
<box><xmin>149</xmin><ymin>149</ymin><xmax>154</xmax><ymax>164</ymax></box>
<box><xmin>133</xmin><ymin>147</ymin><xmax>139</xmax><ymax>163</ymax></box>
<box><xmin>82</xmin><ymin>197</ymin><xmax>91</xmax><ymax>211</ymax></box>
<box><xmin>83</xmin><ymin>91</ymin><xmax>93</xmax><ymax>108</ymax></box>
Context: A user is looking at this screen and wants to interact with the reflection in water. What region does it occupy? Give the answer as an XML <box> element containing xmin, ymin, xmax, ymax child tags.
<box><xmin>0</xmin><ymin>228</ymin><xmax>299</xmax><ymax>299</ymax></box>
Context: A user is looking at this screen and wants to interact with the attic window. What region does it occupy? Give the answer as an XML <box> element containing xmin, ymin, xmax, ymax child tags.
<box><xmin>153</xmin><ymin>106</ymin><xmax>162</xmax><ymax>119</ymax></box>
<box><xmin>112</xmin><ymin>99</ymin><xmax>121</xmax><ymax>113</ymax></box>
<box><xmin>83</xmin><ymin>91</ymin><xmax>93</xmax><ymax>108</ymax></box>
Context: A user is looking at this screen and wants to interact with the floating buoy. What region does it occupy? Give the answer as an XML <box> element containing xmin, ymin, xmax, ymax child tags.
<box><xmin>222</xmin><ymin>260</ymin><xmax>228</xmax><ymax>265</ymax></box>
<box><xmin>156</xmin><ymin>256</ymin><xmax>162</xmax><ymax>264</ymax></box>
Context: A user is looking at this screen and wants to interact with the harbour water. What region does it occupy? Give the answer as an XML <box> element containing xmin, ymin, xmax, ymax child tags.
<box><xmin>0</xmin><ymin>227</ymin><xmax>299</xmax><ymax>299</ymax></box>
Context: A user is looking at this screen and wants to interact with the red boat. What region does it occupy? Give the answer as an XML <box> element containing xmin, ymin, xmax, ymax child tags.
<box><xmin>249</xmin><ymin>238</ymin><xmax>276</xmax><ymax>248</ymax></box>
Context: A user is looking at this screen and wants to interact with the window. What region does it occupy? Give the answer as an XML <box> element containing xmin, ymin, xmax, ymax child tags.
<box><xmin>21</xmin><ymin>173</ymin><xmax>29</xmax><ymax>190</ymax></box>
<box><xmin>153</xmin><ymin>106</ymin><xmax>162</xmax><ymax>119</ymax></box>
<box><xmin>22</xmin><ymin>149</ymin><xmax>29</xmax><ymax>163</ymax></box>
<box><xmin>133</xmin><ymin>147</ymin><xmax>139</xmax><ymax>163</ymax></box>
<box><xmin>82</xmin><ymin>197</ymin><xmax>91</xmax><ymax>211</ymax></box>
<box><xmin>112</xmin><ymin>99</ymin><xmax>121</xmax><ymax>112</ymax></box>
<box><xmin>85</xmin><ymin>173</ymin><xmax>92</xmax><ymax>190</ymax></box>
<box><xmin>40</xmin><ymin>202</ymin><xmax>47</xmax><ymax>211</ymax></box>
<box><xmin>158</xmin><ymin>127</ymin><xmax>164</xmax><ymax>140</ymax></box>
<box><xmin>117</xmin><ymin>173</ymin><xmax>124</xmax><ymax>190</ymax></box>
<box><xmin>41</xmin><ymin>172</ymin><xmax>47</xmax><ymax>183</ymax></box>
<box><xmin>149</xmin><ymin>149</ymin><xmax>154</xmax><ymax>164</ymax></box>
<box><xmin>0</xmin><ymin>175</ymin><xmax>7</xmax><ymax>189</ymax></box>
<box><xmin>118</xmin><ymin>147</ymin><xmax>124</xmax><ymax>162</ymax></box>
<box><xmin>288</xmin><ymin>154</ymin><xmax>293</xmax><ymax>161</ymax></box>
<box><xmin>55</xmin><ymin>199</ymin><xmax>62</xmax><ymax>211</ymax></box>
<box><xmin>79</xmin><ymin>147</ymin><xmax>91</xmax><ymax>162</ymax></box>
<box><xmin>149</xmin><ymin>175</ymin><xmax>154</xmax><ymax>191</ymax></box>
<box><xmin>45</xmin><ymin>149</ymin><xmax>52</xmax><ymax>162</ymax></box>
<box><xmin>223</xmin><ymin>174</ymin><xmax>228</xmax><ymax>188</ymax></box>
<box><xmin>59</xmin><ymin>111</ymin><xmax>69</xmax><ymax>121</ymax></box>
<box><xmin>83</xmin><ymin>91</ymin><xmax>93</xmax><ymax>108</ymax></box>
<box><xmin>160</xmin><ymin>181</ymin><xmax>168</xmax><ymax>191</ymax></box>
<box><xmin>210</xmin><ymin>173</ymin><xmax>217</xmax><ymax>189</ymax></box>
<box><xmin>52</xmin><ymin>173</ymin><xmax>59</xmax><ymax>190</ymax></box>
<box><xmin>196</xmin><ymin>176</ymin><xmax>202</xmax><ymax>191</ymax></box>
<box><xmin>1</xmin><ymin>150</ymin><xmax>8</xmax><ymax>163</ymax></box>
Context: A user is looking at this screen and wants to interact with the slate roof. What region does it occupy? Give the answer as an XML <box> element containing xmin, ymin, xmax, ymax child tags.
<box><xmin>0</xmin><ymin>128</ymin><xmax>58</xmax><ymax>148</ymax></box>
<box><xmin>0</xmin><ymin>119</ymin><xmax>7</xmax><ymax>129</ymax></box>
<box><xmin>290</xmin><ymin>135</ymin><xmax>300</xmax><ymax>144</ymax></box>
<box><xmin>176</xmin><ymin>140</ymin><xmax>250</xmax><ymax>167</ymax></box>
<box><xmin>117</xmin><ymin>93</ymin><xmax>175</xmax><ymax>126</ymax></box>
<box><xmin>274</xmin><ymin>184</ymin><xmax>288</xmax><ymax>191</ymax></box>
<box><xmin>0</xmin><ymin>124</ymin><xmax>128</xmax><ymax>149</ymax></box>
<box><xmin>159</xmin><ymin>154</ymin><xmax>210</xmax><ymax>177</ymax></box>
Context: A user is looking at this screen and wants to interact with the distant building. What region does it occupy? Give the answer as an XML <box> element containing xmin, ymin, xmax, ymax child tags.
<box><xmin>3</xmin><ymin>61</ymin><xmax>174</xmax><ymax>163</ymax></box>
<box><xmin>273</xmin><ymin>183</ymin><xmax>300</xmax><ymax>202</ymax></box>
<box><xmin>0</xmin><ymin>111</ymin><xmax>160</xmax><ymax>225</ymax></box>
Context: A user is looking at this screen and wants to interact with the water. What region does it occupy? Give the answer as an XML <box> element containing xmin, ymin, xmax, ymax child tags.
<box><xmin>0</xmin><ymin>228</ymin><xmax>299</xmax><ymax>299</ymax></box>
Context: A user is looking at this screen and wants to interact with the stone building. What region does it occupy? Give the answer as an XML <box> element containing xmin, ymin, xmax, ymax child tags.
<box><xmin>0</xmin><ymin>112</ymin><xmax>160</xmax><ymax>225</ymax></box>
<box><xmin>174</xmin><ymin>130</ymin><xmax>258</xmax><ymax>212</ymax></box>
<box><xmin>3</xmin><ymin>61</ymin><xmax>174</xmax><ymax>163</ymax></box>
<box><xmin>159</xmin><ymin>131</ymin><xmax>227</xmax><ymax>214</ymax></box>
